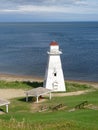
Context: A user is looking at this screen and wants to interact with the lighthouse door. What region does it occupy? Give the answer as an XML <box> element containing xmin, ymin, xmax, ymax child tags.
<box><xmin>52</xmin><ymin>82</ymin><xmax>58</xmax><ymax>91</ymax></box>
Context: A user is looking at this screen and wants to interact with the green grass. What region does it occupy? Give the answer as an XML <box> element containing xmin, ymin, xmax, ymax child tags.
<box><xmin>0</xmin><ymin>80</ymin><xmax>97</xmax><ymax>130</ymax></box>
<box><xmin>0</xmin><ymin>80</ymin><xmax>43</xmax><ymax>89</ymax></box>
<box><xmin>0</xmin><ymin>89</ymin><xmax>98</xmax><ymax>130</ymax></box>
<box><xmin>0</xmin><ymin>80</ymin><xmax>92</xmax><ymax>92</ymax></box>
<box><xmin>65</xmin><ymin>82</ymin><xmax>92</xmax><ymax>92</ymax></box>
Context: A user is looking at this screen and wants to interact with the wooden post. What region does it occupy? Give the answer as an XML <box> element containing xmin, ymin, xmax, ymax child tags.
<box><xmin>6</xmin><ymin>104</ymin><xmax>8</xmax><ymax>113</ymax></box>
<box><xmin>36</xmin><ymin>96</ymin><xmax>39</xmax><ymax>103</ymax></box>
<box><xmin>49</xmin><ymin>92</ymin><xmax>51</xmax><ymax>100</ymax></box>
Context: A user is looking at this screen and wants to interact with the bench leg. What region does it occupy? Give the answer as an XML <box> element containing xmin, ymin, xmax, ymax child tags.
<box><xmin>26</xmin><ymin>94</ymin><xmax>28</xmax><ymax>102</ymax></box>
<box><xmin>6</xmin><ymin>104</ymin><xmax>8</xmax><ymax>113</ymax></box>
<box><xmin>36</xmin><ymin>96</ymin><xmax>39</xmax><ymax>103</ymax></box>
<box><xmin>49</xmin><ymin>92</ymin><xmax>51</xmax><ymax>100</ymax></box>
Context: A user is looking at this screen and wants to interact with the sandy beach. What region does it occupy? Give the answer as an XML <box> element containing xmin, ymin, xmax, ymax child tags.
<box><xmin>0</xmin><ymin>73</ymin><xmax>98</xmax><ymax>88</ymax></box>
<box><xmin>0</xmin><ymin>73</ymin><xmax>43</xmax><ymax>82</ymax></box>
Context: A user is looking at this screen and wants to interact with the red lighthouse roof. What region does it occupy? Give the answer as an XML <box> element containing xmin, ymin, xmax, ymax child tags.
<box><xmin>50</xmin><ymin>41</ymin><xmax>58</xmax><ymax>46</ymax></box>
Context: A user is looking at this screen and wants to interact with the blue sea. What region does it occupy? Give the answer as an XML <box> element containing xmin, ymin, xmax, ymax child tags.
<box><xmin>0</xmin><ymin>22</ymin><xmax>98</xmax><ymax>82</ymax></box>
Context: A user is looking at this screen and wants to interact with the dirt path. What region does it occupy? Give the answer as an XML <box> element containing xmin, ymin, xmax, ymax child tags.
<box><xmin>0</xmin><ymin>89</ymin><xmax>25</xmax><ymax>99</ymax></box>
<box><xmin>52</xmin><ymin>89</ymin><xmax>93</xmax><ymax>97</ymax></box>
<box><xmin>0</xmin><ymin>89</ymin><xmax>94</xmax><ymax>100</ymax></box>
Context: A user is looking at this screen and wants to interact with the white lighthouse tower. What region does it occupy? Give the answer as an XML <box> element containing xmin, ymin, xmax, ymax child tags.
<box><xmin>44</xmin><ymin>41</ymin><xmax>66</xmax><ymax>92</ymax></box>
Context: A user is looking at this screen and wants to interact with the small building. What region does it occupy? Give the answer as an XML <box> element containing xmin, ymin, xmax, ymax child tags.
<box><xmin>44</xmin><ymin>41</ymin><xmax>66</xmax><ymax>92</ymax></box>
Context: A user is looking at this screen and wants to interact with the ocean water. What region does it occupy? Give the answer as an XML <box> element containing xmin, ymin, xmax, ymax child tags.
<box><xmin>0</xmin><ymin>22</ymin><xmax>98</xmax><ymax>82</ymax></box>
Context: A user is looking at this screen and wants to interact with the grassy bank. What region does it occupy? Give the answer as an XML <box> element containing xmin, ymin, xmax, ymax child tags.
<box><xmin>0</xmin><ymin>80</ymin><xmax>98</xmax><ymax>130</ymax></box>
<box><xmin>0</xmin><ymin>80</ymin><xmax>43</xmax><ymax>89</ymax></box>
<box><xmin>0</xmin><ymin>80</ymin><xmax>92</xmax><ymax>92</ymax></box>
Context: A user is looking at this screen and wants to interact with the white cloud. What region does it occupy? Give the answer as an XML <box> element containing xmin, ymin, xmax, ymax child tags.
<box><xmin>18</xmin><ymin>5</ymin><xmax>69</xmax><ymax>13</ymax></box>
<box><xmin>0</xmin><ymin>9</ymin><xmax>19</xmax><ymax>13</ymax></box>
<box><xmin>0</xmin><ymin>3</ymin><xmax>98</xmax><ymax>15</ymax></box>
<box><xmin>0</xmin><ymin>0</ymin><xmax>98</xmax><ymax>21</ymax></box>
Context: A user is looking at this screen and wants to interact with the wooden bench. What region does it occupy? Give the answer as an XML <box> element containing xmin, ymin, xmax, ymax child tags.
<box><xmin>52</xmin><ymin>103</ymin><xmax>63</xmax><ymax>110</ymax></box>
<box><xmin>75</xmin><ymin>101</ymin><xmax>88</xmax><ymax>109</ymax></box>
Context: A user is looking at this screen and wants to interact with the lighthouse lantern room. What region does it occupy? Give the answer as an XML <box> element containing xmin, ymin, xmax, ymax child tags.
<box><xmin>44</xmin><ymin>41</ymin><xmax>66</xmax><ymax>92</ymax></box>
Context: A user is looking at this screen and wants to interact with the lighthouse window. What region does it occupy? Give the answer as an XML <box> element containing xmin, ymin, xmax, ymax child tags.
<box><xmin>54</xmin><ymin>73</ymin><xmax>57</xmax><ymax>76</ymax></box>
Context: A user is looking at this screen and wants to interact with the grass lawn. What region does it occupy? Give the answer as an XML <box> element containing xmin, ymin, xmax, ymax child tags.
<box><xmin>0</xmin><ymin>81</ymin><xmax>98</xmax><ymax>130</ymax></box>
<box><xmin>0</xmin><ymin>80</ymin><xmax>92</xmax><ymax>92</ymax></box>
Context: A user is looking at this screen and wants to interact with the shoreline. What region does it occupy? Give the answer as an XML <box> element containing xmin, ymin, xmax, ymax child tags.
<box><xmin>0</xmin><ymin>73</ymin><xmax>43</xmax><ymax>82</ymax></box>
<box><xmin>0</xmin><ymin>73</ymin><xmax>98</xmax><ymax>88</ymax></box>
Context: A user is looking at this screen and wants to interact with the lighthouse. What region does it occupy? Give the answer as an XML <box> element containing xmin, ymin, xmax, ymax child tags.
<box><xmin>44</xmin><ymin>41</ymin><xmax>66</xmax><ymax>92</ymax></box>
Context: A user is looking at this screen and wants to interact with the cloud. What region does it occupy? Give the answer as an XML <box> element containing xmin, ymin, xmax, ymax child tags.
<box><xmin>0</xmin><ymin>0</ymin><xmax>75</xmax><ymax>13</ymax></box>
<box><xmin>0</xmin><ymin>0</ymin><xmax>87</xmax><ymax>9</ymax></box>
<box><xmin>0</xmin><ymin>0</ymin><xmax>84</xmax><ymax>5</ymax></box>
<box><xmin>0</xmin><ymin>0</ymin><xmax>98</xmax><ymax>14</ymax></box>
<box><xmin>0</xmin><ymin>0</ymin><xmax>98</xmax><ymax>21</ymax></box>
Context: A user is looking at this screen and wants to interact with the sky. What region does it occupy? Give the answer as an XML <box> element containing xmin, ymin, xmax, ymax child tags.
<box><xmin>0</xmin><ymin>0</ymin><xmax>98</xmax><ymax>22</ymax></box>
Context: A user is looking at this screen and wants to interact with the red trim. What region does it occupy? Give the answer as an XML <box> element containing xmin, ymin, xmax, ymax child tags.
<box><xmin>50</xmin><ymin>41</ymin><xmax>58</xmax><ymax>46</ymax></box>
